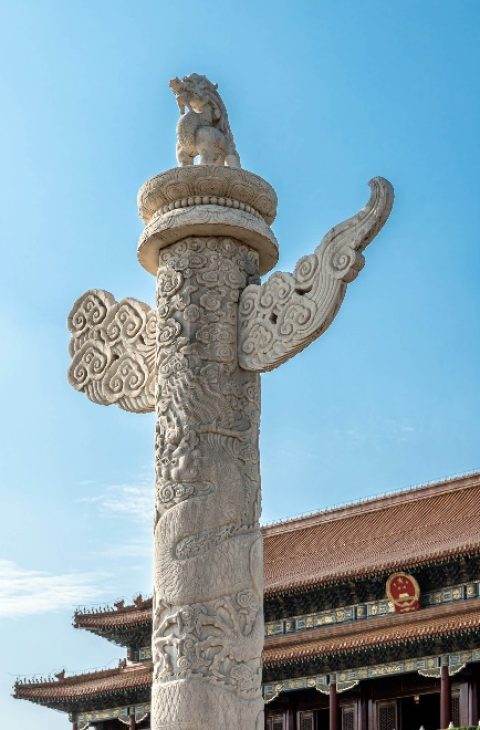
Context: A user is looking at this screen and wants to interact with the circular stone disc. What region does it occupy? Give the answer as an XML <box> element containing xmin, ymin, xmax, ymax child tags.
<box><xmin>137</xmin><ymin>204</ymin><xmax>279</xmax><ymax>276</ymax></box>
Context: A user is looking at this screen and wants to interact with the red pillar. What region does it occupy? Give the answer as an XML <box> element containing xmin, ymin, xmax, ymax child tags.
<box><xmin>285</xmin><ymin>708</ymin><xmax>295</xmax><ymax>730</ymax></box>
<box><xmin>72</xmin><ymin>722</ymin><xmax>78</xmax><ymax>730</ymax></box>
<box><xmin>440</xmin><ymin>662</ymin><xmax>452</xmax><ymax>729</ymax></box>
<box><xmin>283</xmin><ymin>707</ymin><xmax>295</xmax><ymax>730</ymax></box>
<box><xmin>329</xmin><ymin>678</ymin><xmax>338</xmax><ymax>730</ymax></box>
<box><xmin>358</xmin><ymin>687</ymin><xmax>368</xmax><ymax>730</ymax></box>
<box><xmin>129</xmin><ymin>708</ymin><xmax>136</xmax><ymax>729</ymax></box>
<box><xmin>468</xmin><ymin>676</ymin><xmax>478</xmax><ymax>725</ymax></box>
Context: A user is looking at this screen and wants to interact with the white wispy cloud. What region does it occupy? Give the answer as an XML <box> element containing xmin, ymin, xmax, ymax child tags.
<box><xmin>77</xmin><ymin>479</ymin><xmax>153</xmax><ymax>562</ymax></box>
<box><xmin>96</xmin><ymin>539</ymin><xmax>152</xmax><ymax>559</ymax></box>
<box><xmin>78</xmin><ymin>481</ymin><xmax>152</xmax><ymax>524</ymax></box>
<box><xmin>0</xmin><ymin>559</ymin><xmax>107</xmax><ymax>618</ymax></box>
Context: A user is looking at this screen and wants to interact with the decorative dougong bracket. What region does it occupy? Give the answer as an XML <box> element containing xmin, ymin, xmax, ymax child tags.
<box><xmin>67</xmin><ymin>74</ymin><xmax>394</xmax><ymax>730</ymax></box>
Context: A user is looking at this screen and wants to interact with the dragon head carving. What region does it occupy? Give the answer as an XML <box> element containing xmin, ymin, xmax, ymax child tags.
<box><xmin>170</xmin><ymin>74</ymin><xmax>223</xmax><ymax>121</ymax></box>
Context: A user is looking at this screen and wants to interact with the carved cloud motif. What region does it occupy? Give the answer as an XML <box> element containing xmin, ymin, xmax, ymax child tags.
<box><xmin>67</xmin><ymin>290</ymin><xmax>156</xmax><ymax>413</ymax></box>
<box><xmin>238</xmin><ymin>177</ymin><xmax>394</xmax><ymax>372</ymax></box>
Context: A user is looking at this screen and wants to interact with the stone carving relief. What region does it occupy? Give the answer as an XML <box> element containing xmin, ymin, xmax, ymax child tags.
<box><xmin>137</xmin><ymin>165</ymin><xmax>278</xmax><ymax>277</ymax></box>
<box><xmin>139</xmin><ymin>203</ymin><xmax>278</xmax><ymax>278</ymax></box>
<box><xmin>66</xmin><ymin>173</ymin><xmax>393</xmax><ymax>730</ymax></box>
<box><xmin>67</xmin><ymin>290</ymin><xmax>156</xmax><ymax>413</ymax></box>
<box><xmin>238</xmin><ymin>177</ymin><xmax>394</xmax><ymax>372</ymax></box>
<box><xmin>151</xmin><ymin>236</ymin><xmax>264</xmax><ymax>729</ymax></box>
<box><xmin>137</xmin><ymin>166</ymin><xmax>277</xmax><ymax>226</ymax></box>
<box><xmin>154</xmin><ymin>593</ymin><xmax>261</xmax><ymax>694</ymax></box>
<box><xmin>66</xmin><ymin>74</ymin><xmax>394</xmax><ymax>730</ymax></box>
<box><xmin>170</xmin><ymin>74</ymin><xmax>241</xmax><ymax>168</ymax></box>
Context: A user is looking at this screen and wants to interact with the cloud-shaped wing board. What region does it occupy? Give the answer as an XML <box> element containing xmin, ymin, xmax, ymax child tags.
<box><xmin>67</xmin><ymin>289</ymin><xmax>156</xmax><ymax>413</ymax></box>
<box><xmin>238</xmin><ymin>177</ymin><xmax>394</xmax><ymax>372</ymax></box>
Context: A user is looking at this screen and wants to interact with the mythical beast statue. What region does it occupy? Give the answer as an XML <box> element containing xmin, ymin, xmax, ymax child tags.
<box><xmin>169</xmin><ymin>74</ymin><xmax>241</xmax><ymax>167</ymax></box>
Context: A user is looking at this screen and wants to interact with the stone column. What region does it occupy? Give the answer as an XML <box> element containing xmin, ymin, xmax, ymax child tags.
<box><xmin>129</xmin><ymin>709</ymin><xmax>136</xmax><ymax>730</ymax></box>
<box><xmin>151</xmin><ymin>236</ymin><xmax>263</xmax><ymax>729</ymax></box>
<box><xmin>137</xmin><ymin>167</ymin><xmax>278</xmax><ymax>730</ymax></box>
<box><xmin>440</xmin><ymin>661</ymin><xmax>452</xmax><ymax>729</ymax></box>
<box><xmin>66</xmin><ymin>74</ymin><xmax>393</xmax><ymax>730</ymax></box>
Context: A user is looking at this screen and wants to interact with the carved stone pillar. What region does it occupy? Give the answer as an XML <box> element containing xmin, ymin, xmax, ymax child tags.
<box><xmin>138</xmin><ymin>168</ymin><xmax>278</xmax><ymax>730</ymax></box>
<box><xmin>151</xmin><ymin>236</ymin><xmax>263</xmax><ymax>729</ymax></box>
<box><xmin>66</xmin><ymin>74</ymin><xmax>393</xmax><ymax>730</ymax></box>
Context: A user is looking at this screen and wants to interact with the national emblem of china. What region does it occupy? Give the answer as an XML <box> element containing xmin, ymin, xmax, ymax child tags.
<box><xmin>386</xmin><ymin>572</ymin><xmax>421</xmax><ymax>613</ymax></box>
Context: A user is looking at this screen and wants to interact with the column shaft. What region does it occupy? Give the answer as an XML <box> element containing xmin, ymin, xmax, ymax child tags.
<box><xmin>151</xmin><ymin>237</ymin><xmax>264</xmax><ymax>730</ymax></box>
<box><xmin>468</xmin><ymin>675</ymin><xmax>478</xmax><ymax>725</ymax></box>
<box><xmin>440</xmin><ymin>663</ymin><xmax>452</xmax><ymax>729</ymax></box>
<box><xmin>329</xmin><ymin>681</ymin><xmax>338</xmax><ymax>730</ymax></box>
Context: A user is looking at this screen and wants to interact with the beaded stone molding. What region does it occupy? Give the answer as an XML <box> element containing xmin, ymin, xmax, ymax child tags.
<box><xmin>154</xmin><ymin>196</ymin><xmax>264</xmax><ymax>221</ymax></box>
<box><xmin>137</xmin><ymin>166</ymin><xmax>279</xmax><ymax>276</ymax></box>
<box><xmin>137</xmin><ymin>166</ymin><xmax>277</xmax><ymax>224</ymax></box>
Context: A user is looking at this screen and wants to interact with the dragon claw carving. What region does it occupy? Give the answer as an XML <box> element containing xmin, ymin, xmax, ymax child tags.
<box><xmin>238</xmin><ymin>177</ymin><xmax>394</xmax><ymax>372</ymax></box>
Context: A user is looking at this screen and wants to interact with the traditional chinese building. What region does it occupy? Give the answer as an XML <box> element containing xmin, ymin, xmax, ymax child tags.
<box><xmin>14</xmin><ymin>471</ymin><xmax>480</xmax><ymax>729</ymax></box>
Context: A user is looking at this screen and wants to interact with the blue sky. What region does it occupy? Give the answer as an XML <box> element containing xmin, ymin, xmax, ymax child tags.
<box><xmin>1</xmin><ymin>1</ymin><xmax>479</xmax><ymax>727</ymax></box>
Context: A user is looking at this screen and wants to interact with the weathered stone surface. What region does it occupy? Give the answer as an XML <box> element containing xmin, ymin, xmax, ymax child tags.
<box><xmin>67</xmin><ymin>290</ymin><xmax>155</xmax><ymax>413</ymax></box>
<box><xmin>238</xmin><ymin>177</ymin><xmax>394</xmax><ymax>372</ymax></box>
<box><xmin>66</xmin><ymin>73</ymin><xmax>395</xmax><ymax>730</ymax></box>
<box><xmin>170</xmin><ymin>74</ymin><xmax>241</xmax><ymax>168</ymax></box>
<box><xmin>138</xmin><ymin>166</ymin><xmax>277</xmax><ymax>226</ymax></box>
<box><xmin>152</xmin><ymin>236</ymin><xmax>263</xmax><ymax>730</ymax></box>
<box><xmin>137</xmin><ymin>166</ymin><xmax>278</xmax><ymax>276</ymax></box>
